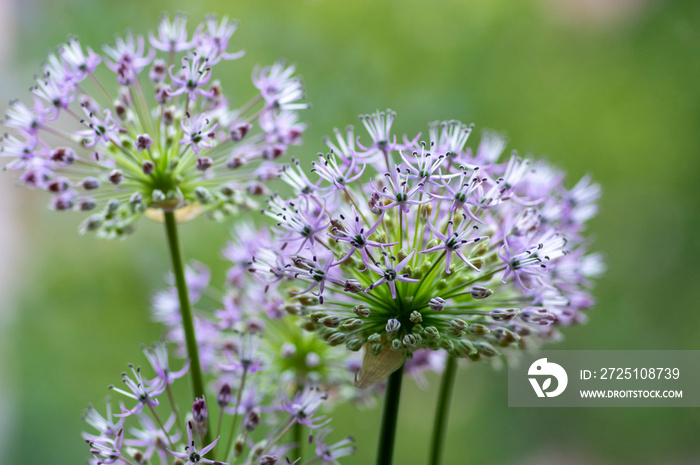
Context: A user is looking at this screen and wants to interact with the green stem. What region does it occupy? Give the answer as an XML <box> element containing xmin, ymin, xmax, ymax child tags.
<box><xmin>163</xmin><ymin>211</ymin><xmax>212</xmax><ymax>447</ymax></box>
<box><xmin>376</xmin><ymin>364</ymin><xmax>404</xmax><ymax>465</ymax></box>
<box><xmin>428</xmin><ymin>356</ymin><xmax>458</xmax><ymax>465</ymax></box>
<box><xmin>290</xmin><ymin>381</ymin><xmax>305</xmax><ymax>462</ymax></box>
<box><xmin>292</xmin><ymin>421</ymin><xmax>304</xmax><ymax>462</ymax></box>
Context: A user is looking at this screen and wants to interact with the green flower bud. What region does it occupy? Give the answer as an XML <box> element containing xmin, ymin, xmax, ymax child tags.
<box><xmin>319</xmin><ymin>316</ymin><xmax>340</xmax><ymax>328</ymax></box>
<box><xmin>494</xmin><ymin>328</ymin><xmax>520</xmax><ymax>346</ymax></box>
<box><xmin>346</xmin><ymin>338</ymin><xmax>364</xmax><ymax>351</ymax></box>
<box><xmin>296</xmin><ymin>295</ymin><xmax>319</xmax><ymax>306</ymax></box>
<box><xmin>472</xmin><ymin>238</ymin><xmax>490</xmax><ymax>256</ymax></box>
<box><xmin>353</xmin><ymin>305</ymin><xmax>371</xmax><ymax>318</ymax></box>
<box><xmin>403</xmin><ymin>334</ymin><xmax>417</xmax><ymax>348</ymax></box>
<box><xmin>420</xmin><ymin>203</ymin><xmax>432</xmax><ymax>220</ymax></box>
<box><xmin>341</xmin><ymin>318</ymin><xmax>363</xmax><ymax>331</ymax></box>
<box><xmin>234</xmin><ymin>435</ymin><xmax>245</xmax><ymax>457</ymax></box>
<box><xmin>424</xmin><ymin>326</ymin><xmax>440</xmax><ymax>341</ymax></box>
<box><xmin>440</xmin><ymin>338</ymin><xmax>455</xmax><ymax>351</ymax></box>
<box><xmin>80</xmin><ymin>215</ymin><xmax>103</xmax><ymax>233</ymax></box>
<box><xmin>468</xmin><ymin>323</ymin><xmax>490</xmax><ymax>335</ymax></box>
<box><xmin>106</xmin><ymin>198</ymin><xmax>121</xmax><ymax>213</ymax></box>
<box><xmin>327</xmin><ymin>332</ymin><xmax>346</xmax><ymax>346</ymax></box>
<box><xmin>283</xmin><ymin>304</ymin><xmax>300</xmax><ymax>315</ymax></box>
<box><xmin>470</xmin><ymin>286</ymin><xmax>493</xmax><ymax>299</ymax></box>
<box><xmin>397</xmin><ymin>249</ymin><xmax>408</xmax><ymax>262</ymax></box>
<box><xmin>457</xmin><ymin>339</ymin><xmax>477</xmax><ymax>356</ymax></box>
<box><xmin>370</xmin><ymin>343</ymin><xmax>385</xmax><ymax>355</ymax></box>
<box><xmin>475</xmin><ymin>342</ymin><xmax>499</xmax><ymax>357</ymax></box>
<box><xmin>152</xmin><ymin>189</ymin><xmax>166</xmax><ymax>203</ymax></box>
<box><xmin>194</xmin><ymin>186</ymin><xmax>214</xmax><ymax>204</ymax></box>
<box><xmin>449</xmin><ymin>318</ymin><xmax>468</xmax><ymax>336</ymax></box>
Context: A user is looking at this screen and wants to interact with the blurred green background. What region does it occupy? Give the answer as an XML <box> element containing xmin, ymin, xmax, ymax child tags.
<box><xmin>2</xmin><ymin>0</ymin><xmax>700</xmax><ymax>463</ymax></box>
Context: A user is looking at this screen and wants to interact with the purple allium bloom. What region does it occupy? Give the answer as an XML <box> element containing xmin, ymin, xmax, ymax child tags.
<box><xmin>87</xmin><ymin>427</ymin><xmax>124</xmax><ymax>465</ymax></box>
<box><xmin>420</xmin><ymin>216</ymin><xmax>486</xmax><ymax>273</ymax></box>
<box><xmin>328</xmin><ymin>207</ymin><xmax>388</xmax><ymax>264</ymax></box>
<box><xmin>109</xmin><ymin>364</ymin><xmax>166</xmax><ymax>416</ymax></box>
<box><xmin>142</xmin><ymin>341</ymin><xmax>189</xmax><ymax>385</ymax></box>
<box><xmin>194</xmin><ymin>15</ymin><xmax>245</xmax><ymax>64</ymax></box>
<box><xmin>264</xmin><ymin>195</ymin><xmax>329</xmax><ymax>253</ymax></box>
<box><xmin>168</xmin><ymin>421</ymin><xmax>225</xmax><ymax>465</ymax></box>
<box><xmin>82</xmin><ymin>399</ymin><xmax>125</xmax><ymax>443</ymax></box>
<box><xmin>312</xmin><ymin>152</ymin><xmax>366</xmax><ymax>192</ymax></box>
<box><xmin>365</xmin><ymin>250</ymin><xmax>419</xmax><ymax>299</ymax></box>
<box><xmin>253</xmin><ymin>110</ymin><xmax>603</xmax><ymax>387</ymax></box>
<box><xmin>149</xmin><ymin>13</ymin><xmax>194</xmax><ymax>53</ymax></box>
<box><xmin>312</xmin><ymin>428</ymin><xmax>356</xmax><ymax>464</ymax></box>
<box><xmin>125</xmin><ymin>413</ymin><xmax>180</xmax><ymax>464</ymax></box>
<box><xmin>280</xmin><ymin>157</ymin><xmax>321</xmax><ymax>196</ymax></box>
<box><xmin>286</xmin><ymin>252</ymin><xmax>345</xmax><ymax>302</ymax></box>
<box><xmin>253</xmin><ymin>62</ymin><xmax>306</xmax><ymax>111</ymax></box>
<box><xmin>103</xmin><ymin>30</ymin><xmax>155</xmax><ymax>85</ymax></box>
<box><xmin>1</xmin><ymin>15</ymin><xmax>307</xmax><ymax>239</ymax></box>
<box><xmin>180</xmin><ymin>113</ymin><xmax>218</xmax><ymax>155</ymax></box>
<box><xmin>169</xmin><ymin>56</ymin><xmax>215</xmax><ymax>102</ymax></box>
<box><xmin>281</xmin><ymin>385</ymin><xmax>329</xmax><ymax>429</ymax></box>
<box><xmin>218</xmin><ymin>332</ymin><xmax>266</xmax><ymax>375</ymax></box>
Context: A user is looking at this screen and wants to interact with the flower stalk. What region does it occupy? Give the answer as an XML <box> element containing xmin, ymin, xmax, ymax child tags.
<box><xmin>428</xmin><ymin>356</ymin><xmax>457</xmax><ymax>465</ymax></box>
<box><xmin>163</xmin><ymin>210</ymin><xmax>211</xmax><ymax>447</ymax></box>
<box><xmin>376</xmin><ymin>363</ymin><xmax>404</xmax><ymax>465</ymax></box>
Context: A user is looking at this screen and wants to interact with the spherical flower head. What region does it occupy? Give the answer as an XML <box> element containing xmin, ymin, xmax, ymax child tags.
<box><xmin>1</xmin><ymin>14</ymin><xmax>308</xmax><ymax>239</ymax></box>
<box><xmin>256</xmin><ymin>111</ymin><xmax>604</xmax><ymax>387</ymax></box>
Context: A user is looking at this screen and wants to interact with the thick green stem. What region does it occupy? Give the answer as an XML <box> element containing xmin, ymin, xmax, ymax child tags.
<box><xmin>376</xmin><ymin>364</ymin><xmax>404</xmax><ymax>465</ymax></box>
<box><xmin>163</xmin><ymin>211</ymin><xmax>211</xmax><ymax>446</ymax></box>
<box><xmin>428</xmin><ymin>356</ymin><xmax>458</xmax><ymax>465</ymax></box>
<box><xmin>290</xmin><ymin>381</ymin><xmax>304</xmax><ymax>462</ymax></box>
<box><xmin>292</xmin><ymin>420</ymin><xmax>303</xmax><ymax>462</ymax></box>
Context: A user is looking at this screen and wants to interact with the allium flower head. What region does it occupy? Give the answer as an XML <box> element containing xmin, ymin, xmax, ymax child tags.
<box><xmin>86</xmin><ymin>338</ymin><xmax>354</xmax><ymax>464</ymax></box>
<box><xmin>256</xmin><ymin>111</ymin><xmax>603</xmax><ymax>387</ymax></box>
<box><xmin>1</xmin><ymin>14</ymin><xmax>307</xmax><ymax>238</ymax></box>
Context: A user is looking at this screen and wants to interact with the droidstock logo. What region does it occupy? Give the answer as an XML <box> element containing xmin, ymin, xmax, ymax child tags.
<box><xmin>528</xmin><ymin>358</ymin><xmax>568</xmax><ymax>398</ymax></box>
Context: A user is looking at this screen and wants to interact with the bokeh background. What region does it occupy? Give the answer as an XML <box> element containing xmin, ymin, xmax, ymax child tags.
<box><xmin>1</xmin><ymin>0</ymin><xmax>699</xmax><ymax>463</ymax></box>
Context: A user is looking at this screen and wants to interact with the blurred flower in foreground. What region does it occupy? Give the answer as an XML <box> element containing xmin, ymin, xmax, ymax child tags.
<box><xmin>152</xmin><ymin>221</ymin><xmax>383</xmax><ymax>404</ymax></box>
<box><xmin>85</xmin><ymin>339</ymin><xmax>354</xmax><ymax>465</ymax></box>
<box><xmin>1</xmin><ymin>14</ymin><xmax>307</xmax><ymax>238</ymax></box>
<box><xmin>253</xmin><ymin>110</ymin><xmax>604</xmax><ymax>387</ymax></box>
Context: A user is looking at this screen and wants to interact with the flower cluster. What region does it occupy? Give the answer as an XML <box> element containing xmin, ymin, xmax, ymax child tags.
<box><xmin>152</xmin><ymin>222</ymin><xmax>361</xmax><ymax>397</ymax></box>
<box><xmin>85</xmin><ymin>339</ymin><xmax>355</xmax><ymax>465</ymax></box>
<box><xmin>253</xmin><ymin>110</ymin><xmax>603</xmax><ymax>387</ymax></box>
<box><xmin>152</xmin><ymin>220</ymin><xmax>444</xmax><ymax>406</ymax></box>
<box><xmin>1</xmin><ymin>14</ymin><xmax>307</xmax><ymax>238</ymax></box>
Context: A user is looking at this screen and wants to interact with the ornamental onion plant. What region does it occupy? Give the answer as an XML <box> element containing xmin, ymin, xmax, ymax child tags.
<box><xmin>1</xmin><ymin>14</ymin><xmax>308</xmax><ymax>456</ymax></box>
<box><xmin>253</xmin><ymin>110</ymin><xmax>603</xmax><ymax>464</ymax></box>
